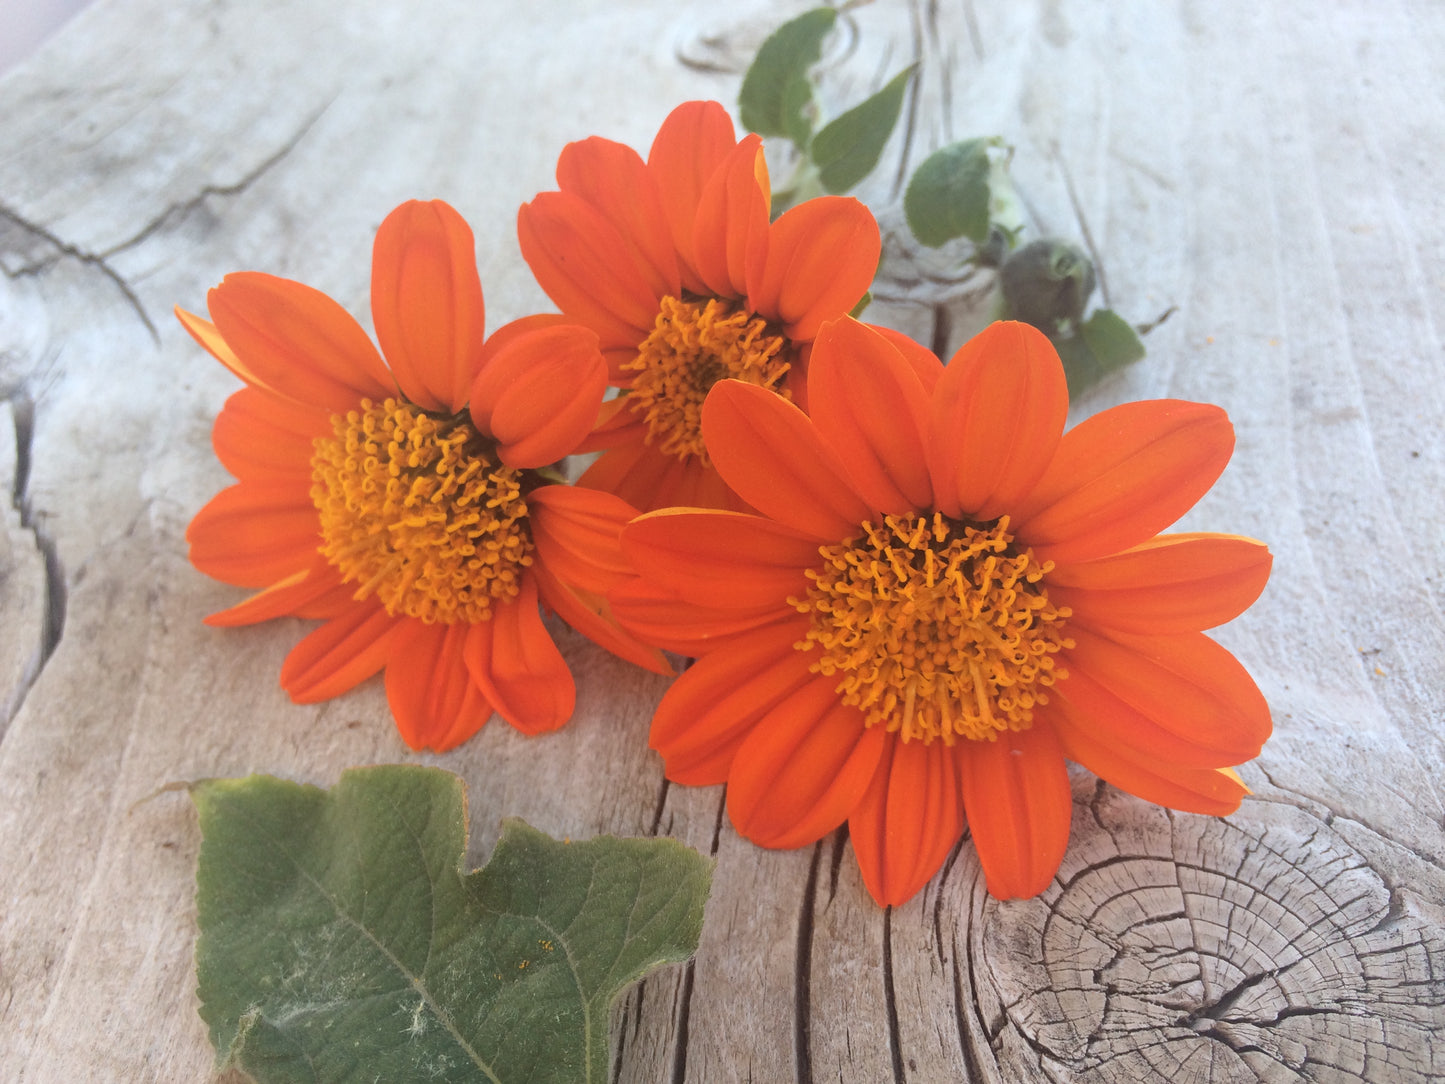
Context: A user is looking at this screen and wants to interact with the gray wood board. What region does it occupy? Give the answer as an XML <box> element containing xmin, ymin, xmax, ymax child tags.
<box><xmin>0</xmin><ymin>0</ymin><xmax>1441</xmax><ymax>1080</ymax></box>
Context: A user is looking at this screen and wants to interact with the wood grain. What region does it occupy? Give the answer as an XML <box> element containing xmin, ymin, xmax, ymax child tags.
<box><xmin>1</xmin><ymin>0</ymin><xmax>1441</xmax><ymax>1081</ymax></box>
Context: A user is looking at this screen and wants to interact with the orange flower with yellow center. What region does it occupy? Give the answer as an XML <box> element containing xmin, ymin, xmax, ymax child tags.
<box><xmin>182</xmin><ymin>199</ymin><xmax>667</xmax><ymax>751</ymax></box>
<box><xmin>612</xmin><ymin>318</ymin><xmax>1273</xmax><ymax>905</ymax></box>
<box><xmin>517</xmin><ymin>99</ymin><xmax>880</xmax><ymax>512</ymax></box>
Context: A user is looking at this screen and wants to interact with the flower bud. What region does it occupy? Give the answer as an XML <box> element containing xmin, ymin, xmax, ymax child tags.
<box><xmin>998</xmin><ymin>239</ymin><xmax>1095</xmax><ymax>335</ymax></box>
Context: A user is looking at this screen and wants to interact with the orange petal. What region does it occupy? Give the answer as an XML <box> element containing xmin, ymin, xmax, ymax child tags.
<box><xmin>526</xmin><ymin>484</ymin><xmax>672</xmax><ymax>674</ymax></box>
<box><xmin>702</xmin><ymin>380</ymin><xmax>870</xmax><ymax>540</ymax></box>
<box><xmin>528</xmin><ymin>557</ymin><xmax>671</xmax><ymax>675</ymax></box>
<box><xmin>187</xmin><ymin>483</ymin><xmax>320</xmax><ymax>588</ymax></box>
<box><xmin>280</xmin><ymin>603</ymin><xmax>397</xmax><ymax>703</ymax></box>
<box><xmin>609</xmin><ymin>577</ymin><xmax>792</xmax><ymax>656</ymax></box>
<box><xmin>807</xmin><ymin>318</ymin><xmax>933</xmax><ymax>513</ymax></box>
<box><xmin>650</xmin><ymin>619</ymin><xmax>817</xmax><ymax>784</ymax></box>
<box><xmin>748</xmin><ymin>197</ymin><xmax>880</xmax><ymax>341</ymax></box>
<box><xmin>1046</xmin><ymin>699</ymin><xmax>1250</xmax><ymax>816</ymax></box>
<box><xmin>1049</xmin><ymin>533</ymin><xmax>1273</xmax><ymax>634</ymax></box>
<box><xmin>557</xmin><ymin>136</ymin><xmax>680</xmax><ymax>301</ymax></box>
<box><xmin>384</xmin><ymin>620</ymin><xmax>495</xmax><ymax>752</ymax></box>
<box><xmin>205</xmin><ymin>558</ymin><xmax>344</xmax><ymax>628</ymax></box>
<box><xmin>517</xmin><ymin>192</ymin><xmax>661</xmax><ymax>349</ymax></box>
<box><xmin>867</xmin><ymin>325</ymin><xmax>943</xmax><ymax>393</ymax></box>
<box><xmin>470</xmin><ymin>322</ymin><xmax>607</xmax><ymax>467</ymax></box>
<box><xmin>691</xmin><ymin>135</ymin><xmax>770</xmax><ymax>300</ymax></box>
<box><xmin>463</xmin><ymin>578</ymin><xmax>575</xmax><ymax>735</ymax></box>
<box><xmin>577</xmin><ymin>437</ymin><xmax>733</xmax><ymax>513</ymax></box>
<box><xmin>528</xmin><ymin>484</ymin><xmax>638</xmax><ymax>594</ymax></box>
<box><xmin>576</xmin><ymin>396</ymin><xmax>647</xmax><ymax>453</ymax></box>
<box><xmin>1014</xmin><ymin>400</ymin><xmax>1235</xmax><ymax>565</ymax></box>
<box><xmin>1057</xmin><ymin>626</ymin><xmax>1272</xmax><ymax>767</ymax></box>
<box><xmin>929</xmin><ymin>321</ymin><xmax>1068</xmax><ymax>522</ymax></box>
<box><xmin>850</xmin><ymin>738</ymin><xmax>966</xmax><ymax>906</ymax></box>
<box><xmin>957</xmin><ymin>724</ymin><xmax>1072</xmax><ymax>899</ymax></box>
<box><xmin>728</xmin><ymin>683</ymin><xmax>885</xmax><ymax>849</ymax></box>
<box><xmin>211</xmin><ymin>386</ymin><xmax>331</xmax><ymax>484</ymax></box>
<box><xmin>176</xmin><ymin>307</ymin><xmax>274</xmax><ymax>392</ymax></box>
<box><xmin>648</xmin><ymin>100</ymin><xmax>739</xmax><ymax>292</ymax></box>
<box><xmin>371</xmin><ymin>199</ymin><xmax>487</xmax><ymax>413</ymax></box>
<box><xmin>206</xmin><ymin>272</ymin><xmax>394</xmax><ymax>413</ymax></box>
<box><xmin>622</xmin><ymin>507</ymin><xmax>818</xmax><ymax>610</ymax></box>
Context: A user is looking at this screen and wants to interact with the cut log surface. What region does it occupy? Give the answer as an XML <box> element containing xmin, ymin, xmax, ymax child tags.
<box><xmin>1</xmin><ymin>0</ymin><xmax>1442</xmax><ymax>1081</ymax></box>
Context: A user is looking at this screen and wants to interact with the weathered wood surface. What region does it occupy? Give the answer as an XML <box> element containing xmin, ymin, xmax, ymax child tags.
<box><xmin>1</xmin><ymin>0</ymin><xmax>1442</xmax><ymax>1080</ymax></box>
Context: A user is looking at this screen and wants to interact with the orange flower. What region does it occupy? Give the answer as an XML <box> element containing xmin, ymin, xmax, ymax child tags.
<box><xmin>612</xmin><ymin>318</ymin><xmax>1272</xmax><ymax>905</ymax></box>
<box><xmin>182</xmin><ymin>199</ymin><xmax>667</xmax><ymax>752</ymax></box>
<box><xmin>517</xmin><ymin>100</ymin><xmax>880</xmax><ymax>512</ymax></box>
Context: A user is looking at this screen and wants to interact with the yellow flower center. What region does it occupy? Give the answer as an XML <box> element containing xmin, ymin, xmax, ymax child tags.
<box><xmin>310</xmin><ymin>397</ymin><xmax>532</xmax><ymax>624</ymax></box>
<box><xmin>621</xmin><ymin>295</ymin><xmax>793</xmax><ymax>464</ymax></box>
<box><xmin>793</xmin><ymin>513</ymin><xmax>1073</xmax><ymax>745</ymax></box>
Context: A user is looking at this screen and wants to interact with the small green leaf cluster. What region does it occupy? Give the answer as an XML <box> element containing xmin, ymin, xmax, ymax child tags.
<box><xmin>739</xmin><ymin>7</ymin><xmax>914</xmax><ymax>208</ymax></box>
<box><xmin>742</xmin><ymin>6</ymin><xmax>1150</xmax><ymax>394</ymax></box>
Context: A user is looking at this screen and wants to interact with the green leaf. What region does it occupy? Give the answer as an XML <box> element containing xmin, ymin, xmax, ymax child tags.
<box><xmin>811</xmin><ymin>66</ymin><xmax>915</xmax><ymax>193</ymax></box>
<box><xmin>1054</xmin><ymin>310</ymin><xmax>1147</xmax><ymax>396</ymax></box>
<box><xmin>1054</xmin><ymin>333</ymin><xmax>1104</xmax><ymax>398</ymax></box>
<box><xmin>1080</xmin><ymin>308</ymin><xmax>1147</xmax><ymax>370</ymax></box>
<box><xmin>781</xmin><ymin>76</ymin><xmax>817</xmax><ymax>146</ymax></box>
<box><xmin>193</xmin><ymin>766</ymin><xmax>713</xmax><ymax>1084</ymax></box>
<box><xmin>739</xmin><ymin>7</ymin><xmax>837</xmax><ymax>139</ymax></box>
<box><xmin>904</xmin><ymin>138</ymin><xmax>996</xmax><ymax>246</ymax></box>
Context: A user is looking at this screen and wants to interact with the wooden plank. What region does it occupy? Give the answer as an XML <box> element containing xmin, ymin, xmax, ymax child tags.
<box><xmin>0</xmin><ymin>0</ymin><xmax>1441</xmax><ymax>1081</ymax></box>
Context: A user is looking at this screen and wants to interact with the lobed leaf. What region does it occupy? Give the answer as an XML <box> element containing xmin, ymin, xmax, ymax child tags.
<box><xmin>193</xmin><ymin>766</ymin><xmax>712</xmax><ymax>1084</ymax></box>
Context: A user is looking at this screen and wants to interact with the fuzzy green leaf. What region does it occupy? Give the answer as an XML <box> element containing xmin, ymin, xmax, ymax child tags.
<box><xmin>1080</xmin><ymin>308</ymin><xmax>1147</xmax><ymax>370</ymax></box>
<box><xmin>1055</xmin><ymin>310</ymin><xmax>1147</xmax><ymax>396</ymax></box>
<box><xmin>1054</xmin><ymin>333</ymin><xmax>1103</xmax><ymax>398</ymax></box>
<box><xmin>739</xmin><ymin>7</ymin><xmax>836</xmax><ymax>138</ymax></box>
<box><xmin>193</xmin><ymin>766</ymin><xmax>712</xmax><ymax>1084</ymax></box>
<box><xmin>811</xmin><ymin>66</ymin><xmax>915</xmax><ymax>193</ymax></box>
<box><xmin>904</xmin><ymin>138</ymin><xmax>995</xmax><ymax>246</ymax></box>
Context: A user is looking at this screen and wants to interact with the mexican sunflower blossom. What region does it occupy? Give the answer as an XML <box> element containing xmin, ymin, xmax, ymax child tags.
<box><xmin>611</xmin><ymin>318</ymin><xmax>1273</xmax><ymax>905</ymax></box>
<box><xmin>180</xmin><ymin>199</ymin><xmax>667</xmax><ymax>752</ymax></box>
<box><xmin>517</xmin><ymin>99</ymin><xmax>880</xmax><ymax>512</ymax></box>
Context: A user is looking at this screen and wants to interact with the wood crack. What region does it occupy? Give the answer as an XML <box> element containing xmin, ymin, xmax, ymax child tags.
<box><xmin>0</xmin><ymin>206</ymin><xmax>158</xmax><ymax>341</ymax></box>
<box><xmin>2</xmin><ymin>391</ymin><xmax>66</xmax><ymax>734</ymax></box>
<box><xmin>1254</xmin><ymin>768</ymin><xmax>1445</xmax><ymax>874</ymax></box>
<box><xmin>0</xmin><ymin>101</ymin><xmax>329</xmax><ymax>346</ymax></box>
<box><xmin>647</xmin><ymin>777</ymin><xmax>671</xmax><ymax>837</ymax></box>
<box><xmin>793</xmin><ymin>841</ymin><xmax>822</xmax><ymax>1084</ymax></box>
<box><xmin>667</xmin><ymin>787</ymin><xmax>726</xmax><ymax>1084</ymax></box>
<box><xmin>882</xmin><ymin>908</ymin><xmax>907</xmax><ymax>1083</ymax></box>
<box><xmin>90</xmin><ymin>100</ymin><xmax>332</xmax><ymax>267</ymax></box>
<box><xmin>826</xmin><ymin>824</ymin><xmax>847</xmax><ymax>905</ymax></box>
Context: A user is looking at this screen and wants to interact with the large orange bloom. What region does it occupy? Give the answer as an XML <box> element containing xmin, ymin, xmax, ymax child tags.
<box><xmin>612</xmin><ymin>318</ymin><xmax>1272</xmax><ymax>905</ymax></box>
<box><xmin>182</xmin><ymin>199</ymin><xmax>667</xmax><ymax>752</ymax></box>
<box><xmin>517</xmin><ymin>100</ymin><xmax>880</xmax><ymax>512</ymax></box>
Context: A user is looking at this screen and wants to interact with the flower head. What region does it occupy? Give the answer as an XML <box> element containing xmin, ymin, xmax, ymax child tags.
<box><xmin>517</xmin><ymin>100</ymin><xmax>881</xmax><ymax>512</ymax></box>
<box><xmin>612</xmin><ymin>318</ymin><xmax>1272</xmax><ymax>905</ymax></box>
<box><xmin>182</xmin><ymin>199</ymin><xmax>667</xmax><ymax>751</ymax></box>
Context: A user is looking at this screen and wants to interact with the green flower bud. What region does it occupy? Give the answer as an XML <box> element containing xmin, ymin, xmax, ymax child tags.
<box><xmin>998</xmin><ymin>239</ymin><xmax>1095</xmax><ymax>335</ymax></box>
